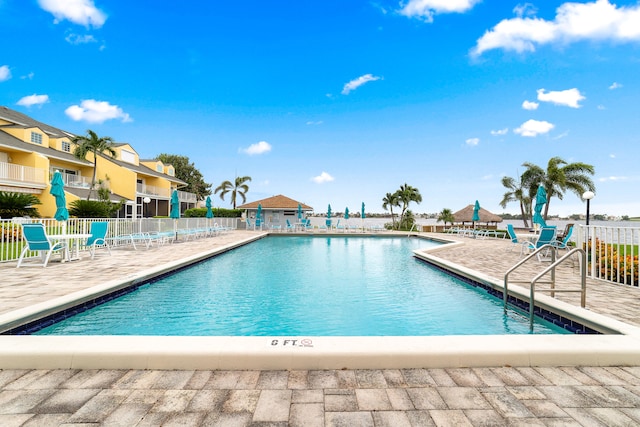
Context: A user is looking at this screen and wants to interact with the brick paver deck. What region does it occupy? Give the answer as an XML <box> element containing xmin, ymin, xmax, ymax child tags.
<box><xmin>2</xmin><ymin>231</ymin><xmax>640</xmax><ymax>426</ymax></box>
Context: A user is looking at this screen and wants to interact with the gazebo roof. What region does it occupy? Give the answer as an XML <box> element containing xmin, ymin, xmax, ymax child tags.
<box><xmin>453</xmin><ymin>204</ymin><xmax>503</xmax><ymax>223</ymax></box>
<box><xmin>237</xmin><ymin>194</ymin><xmax>313</xmax><ymax>211</ymax></box>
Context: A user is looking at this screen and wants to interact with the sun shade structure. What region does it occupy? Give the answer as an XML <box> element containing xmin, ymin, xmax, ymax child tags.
<box><xmin>472</xmin><ymin>200</ymin><xmax>480</xmax><ymax>223</ymax></box>
<box><xmin>453</xmin><ymin>204</ymin><xmax>503</xmax><ymax>226</ymax></box>
<box><xmin>49</xmin><ymin>171</ymin><xmax>69</xmax><ymax>222</ymax></box>
<box><xmin>205</xmin><ymin>196</ymin><xmax>213</xmax><ymax>219</ymax></box>
<box><xmin>170</xmin><ymin>190</ymin><xmax>180</xmax><ymax>219</ymax></box>
<box><xmin>533</xmin><ymin>185</ymin><xmax>547</xmax><ymax>228</ymax></box>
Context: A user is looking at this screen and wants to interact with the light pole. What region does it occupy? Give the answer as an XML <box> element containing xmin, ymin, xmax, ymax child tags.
<box><xmin>582</xmin><ymin>191</ymin><xmax>594</xmax><ymax>226</ymax></box>
<box><xmin>143</xmin><ymin>197</ymin><xmax>151</xmax><ymax>218</ymax></box>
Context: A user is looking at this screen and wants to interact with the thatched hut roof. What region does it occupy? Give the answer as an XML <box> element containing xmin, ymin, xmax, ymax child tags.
<box><xmin>453</xmin><ymin>204</ymin><xmax>503</xmax><ymax>224</ymax></box>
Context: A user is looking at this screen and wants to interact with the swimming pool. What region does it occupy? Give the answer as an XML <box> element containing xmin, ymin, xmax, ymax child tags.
<box><xmin>35</xmin><ymin>236</ymin><xmax>567</xmax><ymax>336</ymax></box>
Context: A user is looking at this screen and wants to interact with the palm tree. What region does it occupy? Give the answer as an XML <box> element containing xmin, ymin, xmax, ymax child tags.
<box><xmin>499</xmin><ymin>175</ymin><xmax>531</xmax><ymax>228</ymax></box>
<box><xmin>395</xmin><ymin>183</ymin><xmax>422</xmax><ymax>228</ymax></box>
<box><xmin>214</xmin><ymin>175</ymin><xmax>252</xmax><ymax>208</ymax></box>
<box><xmin>382</xmin><ymin>192</ymin><xmax>400</xmax><ymax>229</ymax></box>
<box><xmin>72</xmin><ymin>130</ymin><xmax>116</xmax><ymax>200</ymax></box>
<box><xmin>522</xmin><ymin>157</ymin><xmax>595</xmax><ymax>220</ymax></box>
<box><xmin>437</xmin><ymin>208</ymin><xmax>455</xmax><ymax>226</ymax></box>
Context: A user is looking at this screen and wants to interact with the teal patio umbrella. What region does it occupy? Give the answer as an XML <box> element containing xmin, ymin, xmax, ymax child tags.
<box><xmin>326</xmin><ymin>204</ymin><xmax>332</xmax><ymax>228</ymax></box>
<box><xmin>533</xmin><ymin>185</ymin><xmax>547</xmax><ymax>228</ymax></box>
<box><xmin>361</xmin><ymin>202</ymin><xmax>365</xmax><ymax>230</ymax></box>
<box><xmin>472</xmin><ymin>200</ymin><xmax>480</xmax><ymax>227</ymax></box>
<box><xmin>49</xmin><ymin>171</ymin><xmax>69</xmax><ymax>222</ymax></box>
<box><xmin>256</xmin><ymin>203</ymin><xmax>262</xmax><ymax>227</ymax></box>
<box><xmin>205</xmin><ymin>196</ymin><xmax>213</xmax><ymax>219</ymax></box>
<box><xmin>297</xmin><ymin>203</ymin><xmax>302</xmax><ymax>220</ymax></box>
<box><xmin>344</xmin><ymin>207</ymin><xmax>349</xmax><ymax>220</ymax></box>
<box><xmin>170</xmin><ymin>190</ymin><xmax>180</xmax><ymax>219</ymax></box>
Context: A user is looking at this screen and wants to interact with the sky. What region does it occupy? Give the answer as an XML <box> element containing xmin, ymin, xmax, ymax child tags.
<box><xmin>1</xmin><ymin>0</ymin><xmax>639</xmax><ymax>217</ymax></box>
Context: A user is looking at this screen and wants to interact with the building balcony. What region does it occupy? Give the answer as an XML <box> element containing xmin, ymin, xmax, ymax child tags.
<box><xmin>177</xmin><ymin>190</ymin><xmax>197</xmax><ymax>203</ymax></box>
<box><xmin>0</xmin><ymin>161</ymin><xmax>47</xmax><ymax>187</ymax></box>
<box><xmin>137</xmin><ymin>183</ymin><xmax>171</xmax><ymax>198</ymax></box>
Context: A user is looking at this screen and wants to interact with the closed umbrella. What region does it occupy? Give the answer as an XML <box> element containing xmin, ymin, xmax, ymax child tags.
<box><xmin>533</xmin><ymin>185</ymin><xmax>547</xmax><ymax>228</ymax></box>
<box><xmin>256</xmin><ymin>203</ymin><xmax>262</xmax><ymax>228</ymax></box>
<box><xmin>361</xmin><ymin>202</ymin><xmax>365</xmax><ymax>231</ymax></box>
<box><xmin>49</xmin><ymin>171</ymin><xmax>69</xmax><ymax>222</ymax></box>
<box><xmin>205</xmin><ymin>196</ymin><xmax>213</xmax><ymax>219</ymax></box>
<box><xmin>472</xmin><ymin>200</ymin><xmax>480</xmax><ymax>228</ymax></box>
<box><xmin>326</xmin><ymin>204</ymin><xmax>332</xmax><ymax>228</ymax></box>
<box><xmin>170</xmin><ymin>190</ymin><xmax>180</xmax><ymax>239</ymax></box>
<box><xmin>344</xmin><ymin>207</ymin><xmax>349</xmax><ymax>220</ymax></box>
<box><xmin>297</xmin><ymin>203</ymin><xmax>302</xmax><ymax>220</ymax></box>
<box><xmin>170</xmin><ymin>190</ymin><xmax>180</xmax><ymax>219</ymax></box>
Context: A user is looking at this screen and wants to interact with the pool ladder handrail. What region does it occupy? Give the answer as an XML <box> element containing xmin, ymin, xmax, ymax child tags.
<box><xmin>503</xmin><ymin>245</ymin><xmax>587</xmax><ymax>332</ymax></box>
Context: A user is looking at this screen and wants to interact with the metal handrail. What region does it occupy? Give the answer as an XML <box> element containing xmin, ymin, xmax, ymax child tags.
<box><xmin>504</xmin><ymin>244</ymin><xmax>587</xmax><ymax>331</ymax></box>
<box><xmin>529</xmin><ymin>248</ymin><xmax>586</xmax><ymax>331</ymax></box>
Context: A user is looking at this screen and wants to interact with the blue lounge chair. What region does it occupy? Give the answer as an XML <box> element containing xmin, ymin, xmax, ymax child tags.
<box><xmin>523</xmin><ymin>226</ymin><xmax>557</xmax><ymax>261</ymax></box>
<box><xmin>286</xmin><ymin>219</ymin><xmax>294</xmax><ymax>232</ymax></box>
<box><xmin>506</xmin><ymin>224</ymin><xmax>523</xmax><ymax>252</ymax></box>
<box><xmin>550</xmin><ymin>225</ymin><xmax>573</xmax><ymax>253</ymax></box>
<box><xmin>86</xmin><ymin>221</ymin><xmax>111</xmax><ymax>259</ymax></box>
<box><xmin>17</xmin><ymin>223</ymin><xmax>66</xmax><ymax>268</ymax></box>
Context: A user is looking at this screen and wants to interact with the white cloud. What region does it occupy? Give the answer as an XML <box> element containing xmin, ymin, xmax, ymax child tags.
<box><xmin>514</xmin><ymin>119</ymin><xmax>555</xmax><ymax>137</ymax></box>
<box><xmin>306</xmin><ymin>120</ymin><xmax>323</xmax><ymax>126</ymax></box>
<box><xmin>398</xmin><ymin>0</ymin><xmax>481</xmax><ymax>22</ymax></box>
<box><xmin>312</xmin><ymin>172</ymin><xmax>335</xmax><ymax>184</ymax></box>
<box><xmin>65</xmin><ymin>33</ymin><xmax>97</xmax><ymax>45</ymax></box>
<box><xmin>609</xmin><ymin>153</ymin><xmax>616</xmax><ymax>158</ymax></box>
<box><xmin>609</xmin><ymin>81</ymin><xmax>622</xmax><ymax>90</ymax></box>
<box><xmin>16</xmin><ymin>94</ymin><xmax>50</xmax><ymax>107</ymax></box>
<box><xmin>522</xmin><ymin>100</ymin><xmax>539</xmax><ymax>110</ymax></box>
<box><xmin>0</xmin><ymin>65</ymin><xmax>11</xmax><ymax>82</ymax></box>
<box><xmin>465</xmin><ymin>137</ymin><xmax>479</xmax><ymax>146</ymax></box>
<box><xmin>513</xmin><ymin>3</ymin><xmax>538</xmax><ymax>18</ymax></box>
<box><xmin>552</xmin><ymin>130</ymin><xmax>570</xmax><ymax>140</ymax></box>
<box><xmin>597</xmin><ymin>104</ymin><xmax>606</xmax><ymax>110</ymax></box>
<box><xmin>240</xmin><ymin>141</ymin><xmax>272</xmax><ymax>155</ymax></box>
<box><xmin>341</xmin><ymin>74</ymin><xmax>381</xmax><ymax>95</ymax></box>
<box><xmin>472</xmin><ymin>0</ymin><xmax>640</xmax><ymax>57</ymax></box>
<box><xmin>491</xmin><ymin>128</ymin><xmax>509</xmax><ymax>136</ymax></box>
<box><xmin>20</xmin><ymin>72</ymin><xmax>35</xmax><ymax>80</ymax></box>
<box><xmin>65</xmin><ymin>100</ymin><xmax>132</xmax><ymax>124</ymax></box>
<box><xmin>537</xmin><ymin>88</ymin><xmax>585</xmax><ymax>108</ymax></box>
<box><xmin>38</xmin><ymin>0</ymin><xmax>107</xmax><ymax>28</ymax></box>
<box><xmin>599</xmin><ymin>176</ymin><xmax>628</xmax><ymax>182</ymax></box>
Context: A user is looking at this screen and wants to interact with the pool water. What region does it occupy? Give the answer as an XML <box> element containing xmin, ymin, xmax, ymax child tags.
<box><xmin>36</xmin><ymin>236</ymin><xmax>568</xmax><ymax>336</ymax></box>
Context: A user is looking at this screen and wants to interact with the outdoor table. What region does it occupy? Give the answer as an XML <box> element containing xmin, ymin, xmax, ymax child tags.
<box><xmin>48</xmin><ymin>233</ymin><xmax>92</xmax><ymax>262</ymax></box>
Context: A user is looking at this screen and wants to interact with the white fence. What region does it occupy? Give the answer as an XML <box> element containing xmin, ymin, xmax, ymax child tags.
<box><xmin>0</xmin><ymin>217</ymin><xmax>239</xmax><ymax>263</ymax></box>
<box><xmin>575</xmin><ymin>225</ymin><xmax>640</xmax><ymax>287</ymax></box>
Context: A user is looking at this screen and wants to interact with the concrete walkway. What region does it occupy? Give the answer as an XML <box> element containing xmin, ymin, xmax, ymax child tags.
<box><xmin>2</xmin><ymin>231</ymin><xmax>640</xmax><ymax>426</ymax></box>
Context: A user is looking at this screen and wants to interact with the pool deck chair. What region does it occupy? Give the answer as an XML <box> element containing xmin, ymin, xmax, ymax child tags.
<box><xmin>550</xmin><ymin>225</ymin><xmax>573</xmax><ymax>253</ymax></box>
<box><xmin>523</xmin><ymin>226</ymin><xmax>558</xmax><ymax>261</ymax></box>
<box><xmin>17</xmin><ymin>223</ymin><xmax>66</xmax><ymax>268</ymax></box>
<box><xmin>506</xmin><ymin>224</ymin><xmax>523</xmax><ymax>252</ymax></box>
<box><xmin>285</xmin><ymin>219</ymin><xmax>294</xmax><ymax>232</ymax></box>
<box><xmin>86</xmin><ymin>221</ymin><xmax>111</xmax><ymax>259</ymax></box>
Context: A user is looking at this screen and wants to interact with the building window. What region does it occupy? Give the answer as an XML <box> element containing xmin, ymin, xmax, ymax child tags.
<box><xmin>30</xmin><ymin>132</ymin><xmax>42</xmax><ymax>144</ymax></box>
<box><xmin>156</xmin><ymin>164</ymin><xmax>163</xmax><ymax>172</ymax></box>
<box><xmin>121</xmin><ymin>149</ymin><xmax>136</xmax><ymax>164</ymax></box>
<box><xmin>61</xmin><ymin>141</ymin><xmax>71</xmax><ymax>152</ymax></box>
<box><xmin>167</xmin><ymin>167</ymin><xmax>174</xmax><ymax>176</ymax></box>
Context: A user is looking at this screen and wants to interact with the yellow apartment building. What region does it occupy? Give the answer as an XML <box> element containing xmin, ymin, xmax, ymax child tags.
<box><xmin>0</xmin><ymin>106</ymin><xmax>196</xmax><ymax>218</ymax></box>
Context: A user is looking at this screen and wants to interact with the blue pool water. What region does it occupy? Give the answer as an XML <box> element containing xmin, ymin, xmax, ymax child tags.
<box><xmin>36</xmin><ymin>236</ymin><xmax>568</xmax><ymax>336</ymax></box>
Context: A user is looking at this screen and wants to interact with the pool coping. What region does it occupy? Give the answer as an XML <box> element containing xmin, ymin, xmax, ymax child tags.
<box><xmin>1</xmin><ymin>233</ymin><xmax>640</xmax><ymax>370</ymax></box>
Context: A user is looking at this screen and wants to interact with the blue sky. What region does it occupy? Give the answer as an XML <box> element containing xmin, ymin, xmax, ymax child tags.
<box><xmin>1</xmin><ymin>0</ymin><xmax>639</xmax><ymax>217</ymax></box>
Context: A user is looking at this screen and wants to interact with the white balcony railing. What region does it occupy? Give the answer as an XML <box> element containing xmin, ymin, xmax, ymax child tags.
<box><xmin>137</xmin><ymin>183</ymin><xmax>171</xmax><ymax>198</ymax></box>
<box><xmin>177</xmin><ymin>190</ymin><xmax>197</xmax><ymax>203</ymax></box>
<box><xmin>60</xmin><ymin>172</ymin><xmax>93</xmax><ymax>189</ymax></box>
<box><xmin>0</xmin><ymin>162</ymin><xmax>47</xmax><ymax>185</ymax></box>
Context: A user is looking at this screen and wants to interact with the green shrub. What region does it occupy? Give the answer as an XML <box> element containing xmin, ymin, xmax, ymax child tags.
<box><xmin>69</xmin><ymin>200</ymin><xmax>119</xmax><ymax>218</ymax></box>
<box><xmin>184</xmin><ymin>207</ymin><xmax>242</xmax><ymax>218</ymax></box>
<box><xmin>0</xmin><ymin>191</ymin><xmax>41</xmax><ymax>218</ymax></box>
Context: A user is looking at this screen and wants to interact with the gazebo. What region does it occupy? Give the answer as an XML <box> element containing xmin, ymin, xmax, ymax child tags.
<box><xmin>237</xmin><ymin>195</ymin><xmax>313</xmax><ymax>229</ymax></box>
<box><xmin>453</xmin><ymin>204</ymin><xmax>503</xmax><ymax>227</ymax></box>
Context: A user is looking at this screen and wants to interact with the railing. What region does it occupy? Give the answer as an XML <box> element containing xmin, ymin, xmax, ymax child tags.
<box><xmin>177</xmin><ymin>190</ymin><xmax>197</xmax><ymax>203</ymax></box>
<box><xmin>0</xmin><ymin>162</ymin><xmax>47</xmax><ymax>185</ymax></box>
<box><xmin>575</xmin><ymin>225</ymin><xmax>640</xmax><ymax>287</ymax></box>
<box><xmin>59</xmin><ymin>172</ymin><xmax>93</xmax><ymax>189</ymax></box>
<box><xmin>136</xmin><ymin>183</ymin><xmax>171</xmax><ymax>198</ymax></box>
<box><xmin>0</xmin><ymin>217</ymin><xmax>240</xmax><ymax>263</ymax></box>
<box><xmin>504</xmin><ymin>245</ymin><xmax>587</xmax><ymax>331</ymax></box>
